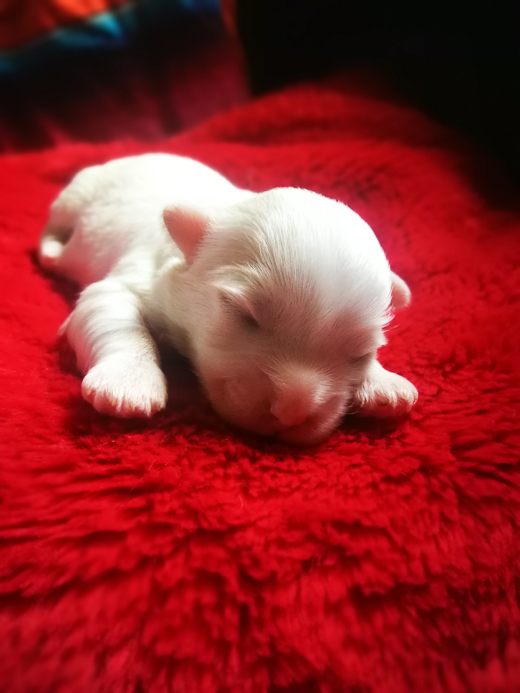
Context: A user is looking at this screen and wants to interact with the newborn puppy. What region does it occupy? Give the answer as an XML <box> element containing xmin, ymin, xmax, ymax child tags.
<box><xmin>39</xmin><ymin>154</ymin><xmax>417</xmax><ymax>445</ymax></box>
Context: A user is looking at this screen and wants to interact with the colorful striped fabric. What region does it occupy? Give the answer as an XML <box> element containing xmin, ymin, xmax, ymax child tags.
<box><xmin>0</xmin><ymin>0</ymin><xmax>220</xmax><ymax>76</ymax></box>
<box><xmin>0</xmin><ymin>0</ymin><xmax>131</xmax><ymax>49</ymax></box>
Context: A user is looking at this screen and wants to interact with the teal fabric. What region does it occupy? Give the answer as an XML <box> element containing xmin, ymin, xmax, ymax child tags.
<box><xmin>0</xmin><ymin>0</ymin><xmax>220</xmax><ymax>77</ymax></box>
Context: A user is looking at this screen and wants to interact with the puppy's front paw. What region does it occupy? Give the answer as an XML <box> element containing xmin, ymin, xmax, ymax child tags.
<box><xmin>82</xmin><ymin>356</ymin><xmax>168</xmax><ymax>418</ymax></box>
<box><xmin>353</xmin><ymin>362</ymin><xmax>418</xmax><ymax>418</ymax></box>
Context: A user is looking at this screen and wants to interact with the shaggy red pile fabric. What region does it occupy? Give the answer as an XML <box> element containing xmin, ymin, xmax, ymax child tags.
<box><xmin>1</xmin><ymin>73</ymin><xmax>520</xmax><ymax>693</ymax></box>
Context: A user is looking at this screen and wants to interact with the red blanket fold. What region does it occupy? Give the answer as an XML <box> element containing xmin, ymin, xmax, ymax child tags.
<box><xmin>1</xmin><ymin>74</ymin><xmax>520</xmax><ymax>693</ymax></box>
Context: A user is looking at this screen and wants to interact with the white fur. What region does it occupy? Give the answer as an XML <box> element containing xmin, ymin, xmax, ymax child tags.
<box><xmin>39</xmin><ymin>154</ymin><xmax>417</xmax><ymax>444</ymax></box>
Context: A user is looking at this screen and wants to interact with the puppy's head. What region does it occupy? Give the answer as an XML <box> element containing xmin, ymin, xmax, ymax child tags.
<box><xmin>163</xmin><ymin>188</ymin><xmax>408</xmax><ymax>445</ymax></box>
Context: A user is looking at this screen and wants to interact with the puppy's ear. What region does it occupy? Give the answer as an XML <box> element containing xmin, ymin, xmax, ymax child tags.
<box><xmin>163</xmin><ymin>206</ymin><xmax>209</xmax><ymax>264</ymax></box>
<box><xmin>391</xmin><ymin>272</ymin><xmax>411</xmax><ymax>309</ymax></box>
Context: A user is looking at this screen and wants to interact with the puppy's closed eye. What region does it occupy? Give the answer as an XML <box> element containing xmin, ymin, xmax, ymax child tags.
<box><xmin>350</xmin><ymin>353</ymin><xmax>374</xmax><ymax>366</ymax></box>
<box><xmin>240</xmin><ymin>313</ymin><xmax>261</xmax><ymax>330</ymax></box>
<box><xmin>216</xmin><ymin>284</ymin><xmax>261</xmax><ymax>332</ymax></box>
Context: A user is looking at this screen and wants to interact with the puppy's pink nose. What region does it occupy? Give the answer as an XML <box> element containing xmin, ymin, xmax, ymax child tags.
<box><xmin>270</xmin><ymin>367</ymin><xmax>329</xmax><ymax>429</ymax></box>
<box><xmin>270</xmin><ymin>401</ymin><xmax>309</xmax><ymax>428</ymax></box>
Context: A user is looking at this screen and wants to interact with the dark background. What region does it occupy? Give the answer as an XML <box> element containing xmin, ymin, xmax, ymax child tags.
<box><xmin>235</xmin><ymin>0</ymin><xmax>520</xmax><ymax>181</ymax></box>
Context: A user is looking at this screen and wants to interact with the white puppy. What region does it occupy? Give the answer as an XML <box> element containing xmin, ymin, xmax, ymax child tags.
<box><xmin>39</xmin><ymin>154</ymin><xmax>417</xmax><ymax>444</ymax></box>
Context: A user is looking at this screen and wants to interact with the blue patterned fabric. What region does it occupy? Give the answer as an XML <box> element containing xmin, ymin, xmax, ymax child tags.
<box><xmin>0</xmin><ymin>0</ymin><xmax>220</xmax><ymax>77</ymax></box>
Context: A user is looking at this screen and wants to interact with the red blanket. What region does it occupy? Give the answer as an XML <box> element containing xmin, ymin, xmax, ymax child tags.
<box><xmin>1</xmin><ymin>73</ymin><xmax>520</xmax><ymax>693</ymax></box>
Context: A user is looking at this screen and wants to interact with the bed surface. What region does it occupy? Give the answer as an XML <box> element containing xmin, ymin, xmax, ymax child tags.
<box><xmin>1</xmin><ymin>72</ymin><xmax>520</xmax><ymax>692</ymax></box>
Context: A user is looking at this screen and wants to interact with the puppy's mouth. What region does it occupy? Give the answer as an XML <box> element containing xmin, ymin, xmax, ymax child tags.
<box><xmin>211</xmin><ymin>393</ymin><xmax>333</xmax><ymax>444</ymax></box>
<box><xmin>275</xmin><ymin>418</ymin><xmax>335</xmax><ymax>446</ymax></box>
<box><xmin>202</xmin><ymin>375</ymin><xmax>341</xmax><ymax>445</ymax></box>
<box><xmin>235</xmin><ymin>411</ymin><xmax>337</xmax><ymax>446</ymax></box>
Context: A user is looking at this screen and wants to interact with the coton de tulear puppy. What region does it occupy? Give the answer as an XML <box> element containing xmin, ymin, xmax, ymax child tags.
<box><xmin>39</xmin><ymin>154</ymin><xmax>417</xmax><ymax>445</ymax></box>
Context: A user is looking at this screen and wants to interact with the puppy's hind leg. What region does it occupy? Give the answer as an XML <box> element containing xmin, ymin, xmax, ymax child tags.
<box><xmin>39</xmin><ymin>225</ymin><xmax>72</xmax><ymax>271</ymax></box>
<box><xmin>39</xmin><ymin>165</ymin><xmax>101</xmax><ymax>273</ymax></box>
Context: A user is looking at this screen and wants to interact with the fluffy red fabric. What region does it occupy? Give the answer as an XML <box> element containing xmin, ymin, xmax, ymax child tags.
<box><xmin>1</xmin><ymin>73</ymin><xmax>520</xmax><ymax>693</ymax></box>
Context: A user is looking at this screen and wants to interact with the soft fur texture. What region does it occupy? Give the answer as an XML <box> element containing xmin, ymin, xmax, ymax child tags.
<box><xmin>1</xmin><ymin>74</ymin><xmax>520</xmax><ymax>692</ymax></box>
<box><xmin>39</xmin><ymin>154</ymin><xmax>417</xmax><ymax>444</ymax></box>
